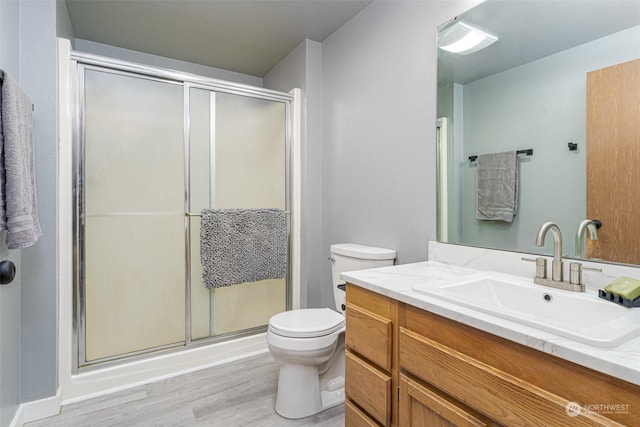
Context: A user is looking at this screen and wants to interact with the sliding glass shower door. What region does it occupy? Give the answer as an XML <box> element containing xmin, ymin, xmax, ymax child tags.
<box><xmin>80</xmin><ymin>68</ymin><xmax>186</xmax><ymax>363</ymax></box>
<box><xmin>188</xmin><ymin>87</ymin><xmax>287</xmax><ymax>340</ymax></box>
<box><xmin>74</xmin><ymin>59</ymin><xmax>291</xmax><ymax>368</ymax></box>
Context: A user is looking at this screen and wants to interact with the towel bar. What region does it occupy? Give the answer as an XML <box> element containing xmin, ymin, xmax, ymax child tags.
<box><xmin>186</xmin><ymin>210</ymin><xmax>291</xmax><ymax>217</ymax></box>
<box><xmin>469</xmin><ymin>148</ymin><xmax>533</xmax><ymax>162</ymax></box>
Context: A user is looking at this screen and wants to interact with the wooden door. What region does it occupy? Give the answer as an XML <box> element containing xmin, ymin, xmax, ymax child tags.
<box><xmin>586</xmin><ymin>58</ymin><xmax>640</xmax><ymax>264</ymax></box>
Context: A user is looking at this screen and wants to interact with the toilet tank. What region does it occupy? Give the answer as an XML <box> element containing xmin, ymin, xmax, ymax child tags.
<box><xmin>330</xmin><ymin>243</ymin><xmax>396</xmax><ymax>313</ymax></box>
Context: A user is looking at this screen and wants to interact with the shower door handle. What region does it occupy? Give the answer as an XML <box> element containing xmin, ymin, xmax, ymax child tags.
<box><xmin>0</xmin><ymin>260</ymin><xmax>16</xmax><ymax>285</ymax></box>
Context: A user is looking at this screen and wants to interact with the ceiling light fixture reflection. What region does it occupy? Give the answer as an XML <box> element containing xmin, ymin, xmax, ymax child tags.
<box><xmin>439</xmin><ymin>22</ymin><xmax>498</xmax><ymax>55</ymax></box>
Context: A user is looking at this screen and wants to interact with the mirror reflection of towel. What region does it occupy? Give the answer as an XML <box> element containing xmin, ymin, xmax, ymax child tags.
<box><xmin>476</xmin><ymin>151</ymin><xmax>518</xmax><ymax>222</ymax></box>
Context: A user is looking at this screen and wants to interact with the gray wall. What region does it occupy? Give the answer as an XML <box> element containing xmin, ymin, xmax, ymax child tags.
<box><xmin>0</xmin><ymin>0</ymin><xmax>20</xmax><ymax>77</ymax></box>
<box><xmin>0</xmin><ymin>236</ymin><xmax>21</xmax><ymax>426</ymax></box>
<box><xmin>458</xmin><ymin>25</ymin><xmax>640</xmax><ymax>257</ymax></box>
<box><xmin>19</xmin><ymin>0</ymin><xmax>59</xmax><ymax>403</ymax></box>
<box><xmin>0</xmin><ymin>0</ymin><xmax>62</xmax><ymax>406</ymax></box>
<box><xmin>56</xmin><ymin>0</ymin><xmax>75</xmax><ymax>45</ymax></box>
<box><xmin>264</xmin><ymin>39</ymin><xmax>324</xmax><ymax>308</ymax></box>
<box><xmin>320</xmin><ymin>0</ymin><xmax>478</xmax><ymax>308</ymax></box>
<box><xmin>0</xmin><ymin>1</ymin><xmax>22</xmax><ymax>422</ymax></box>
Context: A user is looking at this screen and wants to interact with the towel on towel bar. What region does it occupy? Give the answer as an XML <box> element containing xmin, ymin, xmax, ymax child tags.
<box><xmin>200</xmin><ymin>208</ymin><xmax>288</xmax><ymax>288</ymax></box>
<box><xmin>0</xmin><ymin>71</ymin><xmax>41</xmax><ymax>248</ymax></box>
<box><xmin>476</xmin><ymin>151</ymin><xmax>518</xmax><ymax>222</ymax></box>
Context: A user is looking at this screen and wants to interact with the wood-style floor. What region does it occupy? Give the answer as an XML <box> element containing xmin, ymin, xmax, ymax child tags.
<box><xmin>27</xmin><ymin>353</ymin><xmax>345</xmax><ymax>427</ymax></box>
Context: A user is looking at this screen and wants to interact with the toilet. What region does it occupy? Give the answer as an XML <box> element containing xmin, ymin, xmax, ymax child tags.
<box><xmin>267</xmin><ymin>243</ymin><xmax>396</xmax><ymax>419</ymax></box>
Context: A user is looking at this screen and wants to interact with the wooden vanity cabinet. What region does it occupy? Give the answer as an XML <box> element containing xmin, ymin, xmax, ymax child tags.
<box><xmin>346</xmin><ymin>283</ymin><xmax>640</xmax><ymax>427</ymax></box>
<box><xmin>345</xmin><ymin>284</ymin><xmax>398</xmax><ymax>426</ymax></box>
<box><xmin>400</xmin><ymin>305</ymin><xmax>638</xmax><ymax>427</ymax></box>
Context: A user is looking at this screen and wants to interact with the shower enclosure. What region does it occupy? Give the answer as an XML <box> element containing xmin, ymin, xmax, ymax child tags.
<box><xmin>72</xmin><ymin>54</ymin><xmax>292</xmax><ymax>369</ymax></box>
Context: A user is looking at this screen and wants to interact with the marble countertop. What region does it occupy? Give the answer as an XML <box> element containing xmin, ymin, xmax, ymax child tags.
<box><xmin>341</xmin><ymin>261</ymin><xmax>640</xmax><ymax>387</ymax></box>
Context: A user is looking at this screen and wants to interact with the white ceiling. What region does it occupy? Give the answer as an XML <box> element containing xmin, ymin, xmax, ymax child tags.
<box><xmin>65</xmin><ymin>0</ymin><xmax>373</xmax><ymax>77</ymax></box>
<box><xmin>439</xmin><ymin>0</ymin><xmax>640</xmax><ymax>85</ymax></box>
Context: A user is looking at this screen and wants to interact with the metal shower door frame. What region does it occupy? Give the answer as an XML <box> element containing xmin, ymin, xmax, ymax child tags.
<box><xmin>71</xmin><ymin>52</ymin><xmax>293</xmax><ymax>372</ymax></box>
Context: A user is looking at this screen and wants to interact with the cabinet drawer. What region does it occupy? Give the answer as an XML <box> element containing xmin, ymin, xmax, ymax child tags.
<box><xmin>400</xmin><ymin>327</ymin><xmax>622</xmax><ymax>427</ymax></box>
<box><xmin>346</xmin><ymin>303</ymin><xmax>392</xmax><ymax>371</ymax></box>
<box><xmin>399</xmin><ymin>374</ymin><xmax>488</xmax><ymax>427</ymax></box>
<box><xmin>345</xmin><ymin>350</ymin><xmax>391</xmax><ymax>426</ymax></box>
<box><xmin>345</xmin><ymin>399</ymin><xmax>381</xmax><ymax>427</ymax></box>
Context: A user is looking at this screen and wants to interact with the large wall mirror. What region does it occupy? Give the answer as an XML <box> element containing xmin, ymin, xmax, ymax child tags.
<box><xmin>436</xmin><ymin>0</ymin><xmax>640</xmax><ymax>266</ymax></box>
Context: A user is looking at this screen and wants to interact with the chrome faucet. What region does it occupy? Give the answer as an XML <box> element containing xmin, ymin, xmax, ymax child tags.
<box><xmin>535</xmin><ymin>222</ymin><xmax>563</xmax><ymax>282</ymax></box>
<box><xmin>532</xmin><ymin>222</ymin><xmax>585</xmax><ymax>292</ymax></box>
<box><xmin>575</xmin><ymin>219</ymin><xmax>598</xmax><ymax>258</ymax></box>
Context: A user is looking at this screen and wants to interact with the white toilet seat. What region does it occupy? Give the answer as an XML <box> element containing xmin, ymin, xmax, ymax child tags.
<box><xmin>268</xmin><ymin>308</ymin><xmax>344</xmax><ymax>338</ymax></box>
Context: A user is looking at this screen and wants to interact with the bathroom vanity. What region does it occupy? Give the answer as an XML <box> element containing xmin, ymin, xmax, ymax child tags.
<box><xmin>342</xmin><ymin>262</ymin><xmax>640</xmax><ymax>427</ymax></box>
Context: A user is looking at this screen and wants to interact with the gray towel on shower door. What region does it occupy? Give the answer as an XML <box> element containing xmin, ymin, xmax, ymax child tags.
<box><xmin>200</xmin><ymin>208</ymin><xmax>288</xmax><ymax>288</ymax></box>
<box><xmin>476</xmin><ymin>151</ymin><xmax>518</xmax><ymax>222</ymax></box>
<box><xmin>0</xmin><ymin>70</ymin><xmax>41</xmax><ymax>248</ymax></box>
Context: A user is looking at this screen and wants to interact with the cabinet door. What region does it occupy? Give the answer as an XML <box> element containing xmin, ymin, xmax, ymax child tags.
<box><xmin>400</xmin><ymin>327</ymin><xmax>623</xmax><ymax>426</ymax></box>
<box><xmin>346</xmin><ymin>303</ymin><xmax>392</xmax><ymax>371</ymax></box>
<box><xmin>345</xmin><ymin>400</ymin><xmax>380</xmax><ymax>427</ymax></box>
<box><xmin>345</xmin><ymin>351</ymin><xmax>391</xmax><ymax>426</ymax></box>
<box><xmin>399</xmin><ymin>375</ymin><xmax>487</xmax><ymax>427</ymax></box>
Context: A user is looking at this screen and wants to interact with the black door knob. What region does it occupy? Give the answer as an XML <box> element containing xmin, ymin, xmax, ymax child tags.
<box><xmin>0</xmin><ymin>260</ymin><xmax>16</xmax><ymax>285</ymax></box>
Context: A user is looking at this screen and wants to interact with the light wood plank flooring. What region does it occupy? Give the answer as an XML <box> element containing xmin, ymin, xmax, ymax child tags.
<box><xmin>27</xmin><ymin>353</ymin><xmax>344</xmax><ymax>426</ymax></box>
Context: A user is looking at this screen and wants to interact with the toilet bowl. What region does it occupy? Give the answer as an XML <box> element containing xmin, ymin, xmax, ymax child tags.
<box><xmin>267</xmin><ymin>243</ymin><xmax>396</xmax><ymax>419</ymax></box>
<box><xmin>267</xmin><ymin>308</ymin><xmax>345</xmax><ymax>419</ymax></box>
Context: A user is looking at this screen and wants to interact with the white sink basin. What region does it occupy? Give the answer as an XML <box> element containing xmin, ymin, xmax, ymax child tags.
<box><xmin>412</xmin><ymin>272</ymin><xmax>640</xmax><ymax>348</ymax></box>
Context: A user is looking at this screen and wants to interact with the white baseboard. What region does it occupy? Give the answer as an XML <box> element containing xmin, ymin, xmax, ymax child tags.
<box><xmin>10</xmin><ymin>388</ymin><xmax>62</xmax><ymax>427</ymax></box>
<box><xmin>9</xmin><ymin>405</ymin><xmax>23</xmax><ymax>427</ymax></box>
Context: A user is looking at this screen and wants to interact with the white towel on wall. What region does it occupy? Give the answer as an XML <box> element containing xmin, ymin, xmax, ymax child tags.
<box><xmin>0</xmin><ymin>71</ymin><xmax>41</xmax><ymax>249</ymax></box>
